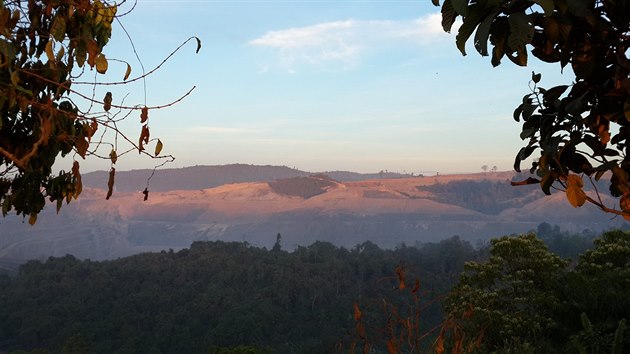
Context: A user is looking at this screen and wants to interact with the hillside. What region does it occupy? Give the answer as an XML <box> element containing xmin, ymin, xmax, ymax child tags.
<box><xmin>82</xmin><ymin>164</ymin><xmax>412</xmax><ymax>192</ymax></box>
<box><xmin>1</xmin><ymin>166</ymin><xmax>625</xmax><ymax>267</ymax></box>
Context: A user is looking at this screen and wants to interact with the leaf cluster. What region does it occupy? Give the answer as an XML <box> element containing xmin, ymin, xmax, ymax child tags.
<box><xmin>441</xmin><ymin>230</ymin><xmax>630</xmax><ymax>353</ymax></box>
<box><xmin>435</xmin><ymin>0</ymin><xmax>630</xmax><ymax>218</ymax></box>
<box><xmin>0</xmin><ymin>1</ymin><xmax>199</xmax><ymax>222</ymax></box>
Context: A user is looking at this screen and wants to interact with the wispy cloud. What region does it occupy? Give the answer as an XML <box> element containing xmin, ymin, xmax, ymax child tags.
<box><xmin>249</xmin><ymin>13</ymin><xmax>455</xmax><ymax>71</ymax></box>
<box><xmin>189</xmin><ymin>126</ymin><xmax>258</xmax><ymax>135</ymax></box>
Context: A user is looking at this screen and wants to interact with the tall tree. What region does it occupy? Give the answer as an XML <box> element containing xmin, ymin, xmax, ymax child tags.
<box><xmin>440</xmin><ymin>234</ymin><xmax>568</xmax><ymax>352</ymax></box>
<box><xmin>434</xmin><ymin>0</ymin><xmax>630</xmax><ymax>219</ymax></box>
<box><xmin>0</xmin><ymin>0</ymin><xmax>200</xmax><ymax>222</ymax></box>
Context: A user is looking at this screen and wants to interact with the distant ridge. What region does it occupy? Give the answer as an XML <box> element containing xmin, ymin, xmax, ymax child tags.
<box><xmin>82</xmin><ymin>164</ymin><xmax>412</xmax><ymax>192</ymax></box>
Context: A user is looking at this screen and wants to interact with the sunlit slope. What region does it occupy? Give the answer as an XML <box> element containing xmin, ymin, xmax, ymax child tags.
<box><xmin>1</xmin><ymin>170</ymin><xmax>623</xmax><ymax>266</ymax></box>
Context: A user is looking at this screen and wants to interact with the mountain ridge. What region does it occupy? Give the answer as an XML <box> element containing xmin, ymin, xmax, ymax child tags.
<box><xmin>1</xmin><ymin>165</ymin><xmax>624</xmax><ymax>268</ymax></box>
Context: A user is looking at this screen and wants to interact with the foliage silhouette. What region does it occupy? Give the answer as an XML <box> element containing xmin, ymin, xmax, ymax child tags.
<box><xmin>0</xmin><ymin>0</ymin><xmax>199</xmax><ymax>222</ymax></box>
<box><xmin>435</xmin><ymin>0</ymin><xmax>630</xmax><ymax>219</ymax></box>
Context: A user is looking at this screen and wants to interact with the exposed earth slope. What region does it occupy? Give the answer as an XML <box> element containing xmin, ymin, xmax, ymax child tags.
<box><xmin>1</xmin><ymin>166</ymin><xmax>624</xmax><ymax>270</ymax></box>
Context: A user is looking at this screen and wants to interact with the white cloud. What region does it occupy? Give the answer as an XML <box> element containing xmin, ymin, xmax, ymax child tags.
<box><xmin>249</xmin><ymin>13</ymin><xmax>456</xmax><ymax>71</ymax></box>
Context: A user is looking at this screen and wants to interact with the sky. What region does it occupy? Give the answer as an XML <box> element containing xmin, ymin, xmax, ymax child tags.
<box><xmin>76</xmin><ymin>0</ymin><xmax>572</xmax><ymax>174</ymax></box>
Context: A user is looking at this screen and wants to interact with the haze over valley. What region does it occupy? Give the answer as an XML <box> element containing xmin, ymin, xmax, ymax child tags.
<box><xmin>0</xmin><ymin>164</ymin><xmax>623</xmax><ymax>272</ymax></box>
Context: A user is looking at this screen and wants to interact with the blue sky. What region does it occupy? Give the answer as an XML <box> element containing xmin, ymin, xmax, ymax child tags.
<box><xmin>79</xmin><ymin>0</ymin><xmax>572</xmax><ymax>174</ymax></box>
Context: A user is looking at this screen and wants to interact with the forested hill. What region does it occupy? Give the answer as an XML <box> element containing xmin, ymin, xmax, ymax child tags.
<box><xmin>82</xmin><ymin>164</ymin><xmax>411</xmax><ymax>192</ymax></box>
<box><xmin>0</xmin><ymin>238</ymin><xmax>478</xmax><ymax>354</ymax></box>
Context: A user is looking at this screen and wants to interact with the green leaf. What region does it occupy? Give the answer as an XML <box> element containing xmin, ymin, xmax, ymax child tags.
<box><xmin>507</xmin><ymin>12</ymin><xmax>534</xmax><ymax>50</ymax></box>
<box><xmin>51</xmin><ymin>15</ymin><xmax>66</xmax><ymax>42</ymax></box>
<box><xmin>456</xmin><ymin>5</ymin><xmax>485</xmax><ymax>55</ymax></box>
<box><xmin>534</xmin><ymin>0</ymin><xmax>554</xmax><ymax>16</ymax></box>
<box><xmin>441</xmin><ymin>0</ymin><xmax>457</xmax><ymax>33</ymax></box>
<box><xmin>474</xmin><ymin>10</ymin><xmax>498</xmax><ymax>56</ymax></box>
<box><xmin>451</xmin><ymin>0</ymin><xmax>469</xmax><ymax>16</ymax></box>
<box><xmin>532</xmin><ymin>71</ymin><xmax>541</xmax><ymax>83</ymax></box>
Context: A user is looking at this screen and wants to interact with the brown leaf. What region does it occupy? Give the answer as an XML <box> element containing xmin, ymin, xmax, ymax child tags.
<box><xmin>599</xmin><ymin>124</ymin><xmax>611</xmax><ymax>145</ymax></box>
<box><xmin>45</xmin><ymin>41</ymin><xmax>55</xmax><ymax>64</ymax></box>
<box><xmin>28</xmin><ymin>213</ymin><xmax>37</xmax><ymax>225</ymax></box>
<box><xmin>395</xmin><ymin>265</ymin><xmax>406</xmax><ymax>290</ymax></box>
<box><xmin>140</xmin><ymin>106</ymin><xmax>148</xmax><ymax>123</ymax></box>
<box><xmin>510</xmin><ymin>177</ymin><xmax>541</xmax><ymax>186</ymax></box>
<box><xmin>138</xmin><ymin>124</ymin><xmax>150</xmax><ymax>153</ymax></box>
<box><xmin>620</xmin><ymin>192</ymin><xmax>630</xmax><ymax>214</ymax></box>
<box><xmin>566</xmin><ymin>174</ymin><xmax>586</xmax><ymax>208</ymax></box>
<box><xmin>386</xmin><ymin>339</ymin><xmax>397</xmax><ymax>354</ymax></box>
<box><xmin>435</xmin><ymin>332</ymin><xmax>445</xmax><ymax>354</ymax></box>
<box><xmin>95</xmin><ymin>53</ymin><xmax>108</xmax><ymax>74</ymax></box>
<box><xmin>142</xmin><ymin>187</ymin><xmax>149</xmax><ymax>201</ymax></box>
<box><xmin>75</xmin><ymin>136</ymin><xmax>89</xmax><ymax>158</ymax></box>
<box><xmin>154</xmin><ymin>139</ymin><xmax>163</xmax><ymax>156</ymax></box>
<box><xmin>109</xmin><ymin>149</ymin><xmax>117</xmax><ymax>164</ymax></box>
<box><xmin>124</xmin><ymin>63</ymin><xmax>132</xmax><ymax>80</ymax></box>
<box><xmin>72</xmin><ymin>160</ymin><xmax>82</xmax><ymax>198</ymax></box>
<box><xmin>86</xmin><ymin>39</ymin><xmax>98</xmax><ymax>68</ymax></box>
<box><xmin>353</xmin><ymin>303</ymin><xmax>362</xmax><ymax>321</ymax></box>
<box><xmin>106</xmin><ymin>167</ymin><xmax>115</xmax><ymax>200</ymax></box>
<box><xmin>103</xmin><ymin>92</ymin><xmax>112</xmax><ymax>112</ymax></box>
<box><xmin>411</xmin><ymin>279</ymin><xmax>420</xmax><ymax>294</ymax></box>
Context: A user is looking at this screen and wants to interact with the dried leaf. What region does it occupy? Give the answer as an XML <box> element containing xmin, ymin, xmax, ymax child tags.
<box><xmin>566</xmin><ymin>174</ymin><xmax>586</xmax><ymax>208</ymax></box>
<box><xmin>10</xmin><ymin>71</ymin><xmax>18</xmax><ymax>86</ymax></box>
<box><xmin>140</xmin><ymin>106</ymin><xmax>148</xmax><ymax>123</ymax></box>
<box><xmin>138</xmin><ymin>124</ymin><xmax>150</xmax><ymax>153</ymax></box>
<box><xmin>620</xmin><ymin>192</ymin><xmax>630</xmax><ymax>214</ymax></box>
<box><xmin>72</xmin><ymin>160</ymin><xmax>82</xmax><ymax>198</ymax></box>
<box><xmin>395</xmin><ymin>265</ymin><xmax>406</xmax><ymax>290</ymax></box>
<box><xmin>45</xmin><ymin>41</ymin><xmax>54</xmax><ymax>63</ymax></box>
<box><xmin>154</xmin><ymin>139</ymin><xmax>163</xmax><ymax>156</ymax></box>
<box><xmin>86</xmin><ymin>39</ymin><xmax>98</xmax><ymax>68</ymax></box>
<box><xmin>75</xmin><ymin>137</ymin><xmax>89</xmax><ymax>158</ymax></box>
<box><xmin>95</xmin><ymin>53</ymin><xmax>108</xmax><ymax>74</ymax></box>
<box><xmin>195</xmin><ymin>37</ymin><xmax>202</xmax><ymax>53</ymax></box>
<box><xmin>109</xmin><ymin>149</ymin><xmax>117</xmax><ymax>164</ymax></box>
<box><xmin>85</xmin><ymin>118</ymin><xmax>98</xmax><ymax>142</ymax></box>
<box><xmin>599</xmin><ymin>124</ymin><xmax>611</xmax><ymax>145</ymax></box>
<box><xmin>103</xmin><ymin>91</ymin><xmax>112</xmax><ymax>112</ymax></box>
<box><xmin>435</xmin><ymin>332</ymin><xmax>445</xmax><ymax>354</ymax></box>
<box><xmin>28</xmin><ymin>213</ymin><xmax>37</xmax><ymax>225</ymax></box>
<box><xmin>353</xmin><ymin>303</ymin><xmax>362</xmax><ymax>321</ymax></box>
<box><xmin>386</xmin><ymin>339</ymin><xmax>397</xmax><ymax>354</ymax></box>
<box><xmin>51</xmin><ymin>15</ymin><xmax>66</xmax><ymax>42</ymax></box>
<box><xmin>124</xmin><ymin>63</ymin><xmax>131</xmax><ymax>80</ymax></box>
<box><xmin>142</xmin><ymin>187</ymin><xmax>149</xmax><ymax>201</ymax></box>
<box><xmin>411</xmin><ymin>279</ymin><xmax>420</xmax><ymax>294</ymax></box>
<box><xmin>511</xmin><ymin>177</ymin><xmax>541</xmax><ymax>186</ymax></box>
<box><xmin>55</xmin><ymin>46</ymin><xmax>65</xmax><ymax>62</ymax></box>
<box><xmin>106</xmin><ymin>167</ymin><xmax>115</xmax><ymax>200</ymax></box>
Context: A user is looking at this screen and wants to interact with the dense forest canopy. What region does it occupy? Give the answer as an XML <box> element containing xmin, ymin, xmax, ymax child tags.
<box><xmin>1</xmin><ymin>227</ymin><xmax>624</xmax><ymax>353</ymax></box>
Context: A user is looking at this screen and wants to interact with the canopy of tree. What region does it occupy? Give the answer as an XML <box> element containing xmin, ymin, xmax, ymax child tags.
<box><xmin>435</xmin><ymin>0</ymin><xmax>630</xmax><ymax>219</ymax></box>
<box><xmin>441</xmin><ymin>230</ymin><xmax>630</xmax><ymax>353</ymax></box>
<box><xmin>0</xmin><ymin>237</ymin><xmax>478</xmax><ymax>353</ymax></box>
<box><xmin>0</xmin><ymin>0</ymin><xmax>198</xmax><ymax>223</ymax></box>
